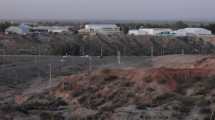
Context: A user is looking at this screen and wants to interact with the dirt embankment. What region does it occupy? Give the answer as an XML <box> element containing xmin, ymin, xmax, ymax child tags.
<box><xmin>2</xmin><ymin>56</ymin><xmax>215</xmax><ymax>120</ymax></box>
<box><xmin>193</xmin><ymin>56</ymin><xmax>215</xmax><ymax>69</ymax></box>
<box><xmin>53</xmin><ymin>68</ymin><xmax>214</xmax><ymax>101</ymax></box>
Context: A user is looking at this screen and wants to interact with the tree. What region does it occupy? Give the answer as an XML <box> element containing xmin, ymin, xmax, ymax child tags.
<box><xmin>174</xmin><ymin>21</ymin><xmax>188</xmax><ymax>29</ymax></box>
<box><xmin>0</xmin><ymin>22</ymin><xmax>12</xmax><ymax>32</ymax></box>
<box><xmin>117</xmin><ymin>24</ymin><xmax>129</xmax><ymax>34</ymax></box>
<box><xmin>204</xmin><ymin>24</ymin><xmax>215</xmax><ymax>34</ymax></box>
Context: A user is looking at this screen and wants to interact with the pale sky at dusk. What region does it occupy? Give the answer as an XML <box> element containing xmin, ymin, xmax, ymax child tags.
<box><xmin>0</xmin><ymin>0</ymin><xmax>215</xmax><ymax>21</ymax></box>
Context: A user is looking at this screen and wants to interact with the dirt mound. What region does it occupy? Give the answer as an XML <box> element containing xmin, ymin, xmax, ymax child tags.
<box><xmin>49</xmin><ymin>68</ymin><xmax>215</xmax><ymax>119</ymax></box>
<box><xmin>2</xmin><ymin>68</ymin><xmax>215</xmax><ymax>120</ymax></box>
<box><xmin>206</xmin><ymin>36</ymin><xmax>215</xmax><ymax>45</ymax></box>
<box><xmin>52</xmin><ymin>68</ymin><xmax>214</xmax><ymax>100</ymax></box>
<box><xmin>193</xmin><ymin>56</ymin><xmax>215</xmax><ymax>69</ymax></box>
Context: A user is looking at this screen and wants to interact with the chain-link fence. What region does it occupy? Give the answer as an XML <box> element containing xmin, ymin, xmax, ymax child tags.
<box><xmin>0</xmin><ymin>55</ymin><xmax>154</xmax><ymax>89</ymax></box>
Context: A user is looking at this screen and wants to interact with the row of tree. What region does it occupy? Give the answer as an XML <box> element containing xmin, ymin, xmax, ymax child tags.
<box><xmin>0</xmin><ymin>22</ymin><xmax>12</xmax><ymax>32</ymax></box>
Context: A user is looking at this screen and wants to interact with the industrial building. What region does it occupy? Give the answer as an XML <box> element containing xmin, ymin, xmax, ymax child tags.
<box><xmin>84</xmin><ymin>24</ymin><xmax>121</xmax><ymax>35</ymax></box>
<box><xmin>5</xmin><ymin>24</ymin><xmax>70</xmax><ymax>35</ymax></box>
<box><xmin>30</xmin><ymin>26</ymin><xmax>49</xmax><ymax>33</ymax></box>
<box><xmin>5</xmin><ymin>24</ymin><xmax>30</xmax><ymax>35</ymax></box>
<box><xmin>5</xmin><ymin>26</ymin><xmax>24</xmax><ymax>35</ymax></box>
<box><xmin>128</xmin><ymin>28</ymin><xmax>173</xmax><ymax>36</ymax></box>
<box><xmin>49</xmin><ymin>26</ymin><xmax>69</xmax><ymax>33</ymax></box>
<box><xmin>174</xmin><ymin>28</ymin><xmax>212</xmax><ymax>36</ymax></box>
<box><xmin>31</xmin><ymin>26</ymin><xmax>69</xmax><ymax>33</ymax></box>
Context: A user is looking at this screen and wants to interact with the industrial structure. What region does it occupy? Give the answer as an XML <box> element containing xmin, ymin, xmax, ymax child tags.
<box><xmin>83</xmin><ymin>24</ymin><xmax>121</xmax><ymax>35</ymax></box>
<box><xmin>129</xmin><ymin>27</ymin><xmax>212</xmax><ymax>37</ymax></box>
<box><xmin>4</xmin><ymin>23</ymin><xmax>213</xmax><ymax>37</ymax></box>
<box><xmin>31</xmin><ymin>26</ymin><xmax>69</xmax><ymax>33</ymax></box>
<box><xmin>173</xmin><ymin>28</ymin><xmax>212</xmax><ymax>36</ymax></box>
<box><xmin>5</xmin><ymin>26</ymin><xmax>25</xmax><ymax>35</ymax></box>
<box><xmin>5</xmin><ymin>23</ymin><xmax>70</xmax><ymax>35</ymax></box>
<box><xmin>5</xmin><ymin>24</ymin><xmax>30</xmax><ymax>35</ymax></box>
<box><xmin>128</xmin><ymin>28</ymin><xmax>173</xmax><ymax>36</ymax></box>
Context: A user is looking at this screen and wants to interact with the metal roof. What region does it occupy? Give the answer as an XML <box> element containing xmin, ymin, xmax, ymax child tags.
<box><xmin>85</xmin><ymin>24</ymin><xmax>118</xmax><ymax>28</ymax></box>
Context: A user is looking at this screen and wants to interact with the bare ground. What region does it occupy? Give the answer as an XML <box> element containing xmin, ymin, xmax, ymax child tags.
<box><xmin>1</xmin><ymin>55</ymin><xmax>215</xmax><ymax>119</ymax></box>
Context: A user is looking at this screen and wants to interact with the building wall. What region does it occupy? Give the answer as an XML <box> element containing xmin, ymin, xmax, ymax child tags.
<box><xmin>5</xmin><ymin>26</ymin><xmax>25</xmax><ymax>35</ymax></box>
<box><xmin>31</xmin><ymin>26</ymin><xmax>69</xmax><ymax>33</ymax></box>
<box><xmin>174</xmin><ymin>28</ymin><xmax>212</xmax><ymax>36</ymax></box>
<box><xmin>128</xmin><ymin>30</ymin><xmax>139</xmax><ymax>35</ymax></box>
<box><xmin>128</xmin><ymin>28</ymin><xmax>173</xmax><ymax>36</ymax></box>
<box><xmin>85</xmin><ymin>24</ymin><xmax>120</xmax><ymax>34</ymax></box>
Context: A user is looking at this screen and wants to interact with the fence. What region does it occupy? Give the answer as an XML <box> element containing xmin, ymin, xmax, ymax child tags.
<box><xmin>0</xmin><ymin>55</ymin><xmax>153</xmax><ymax>89</ymax></box>
<box><xmin>1</xmin><ymin>46</ymin><xmax>213</xmax><ymax>56</ymax></box>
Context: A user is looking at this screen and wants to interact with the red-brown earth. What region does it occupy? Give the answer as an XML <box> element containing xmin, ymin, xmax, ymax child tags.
<box><xmin>2</xmin><ymin>56</ymin><xmax>215</xmax><ymax>120</ymax></box>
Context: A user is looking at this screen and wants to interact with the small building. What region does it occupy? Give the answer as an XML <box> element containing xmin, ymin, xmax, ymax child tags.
<box><xmin>31</xmin><ymin>26</ymin><xmax>69</xmax><ymax>34</ymax></box>
<box><xmin>5</xmin><ymin>26</ymin><xmax>26</xmax><ymax>35</ymax></box>
<box><xmin>78</xmin><ymin>28</ymin><xmax>94</xmax><ymax>35</ymax></box>
<box><xmin>68</xmin><ymin>26</ymin><xmax>79</xmax><ymax>33</ymax></box>
<box><xmin>5</xmin><ymin>23</ymin><xmax>31</xmax><ymax>35</ymax></box>
<box><xmin>31</xmin><ymin>26</ymin><xmax>50</xmax><ymax>33</ymax></box>
<box><xmin>128</xmin><ymin>28</ymin><xmax>173</xmax><ymax>36</ymax></box>
<box><xmin>128</xmin><ymin>30</ymin><xmax>140</xmax><ymax>36</ymax></box>
<box><xmin>153</xmin><ymin>28</ymin><xmax>173</xmax><ymax>35</ymax></box>
<box><xmin>84</xmin><ymin>24</ymin><xmax>121</xmax><ymax>35</ymax></box>
<box><xmin>174</xmin><ymin>28</ymin><xmax>212</xmax><ymax>36</ymax></box>
<box><xmin>49</xmin><ymin>26</ymin><xmax>69</xmax><ymax>33</ymax></box>
<box><xmin>19</xmin><ymin>23</ymin><xmax>30</xmax><ymax>33</ymax></box>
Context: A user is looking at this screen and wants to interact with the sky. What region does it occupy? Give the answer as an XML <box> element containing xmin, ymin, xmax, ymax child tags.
<box><xmin>0</xmin><ymin>0</ymin><xmax>215</xmax><ymax>21</ymax></box>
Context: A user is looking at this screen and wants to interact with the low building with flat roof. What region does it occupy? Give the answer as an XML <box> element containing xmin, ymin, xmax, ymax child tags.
<box><xmin>174</xmin><ymin>28</ymin><xmax>212</xmax><ymax>36</ymax></box>
<box><xmin>5</xmin><ymin>23</ymin><xmax>31</xmax><ymax>35</ymax></box>
<box><xmin>84</xmin><ymin>24</ymin><xmax>121</xmax><ymax>35</ymax></box>
<box><xmin>30</xmin><ymin>26</ymin><xmax>69</xmax><ymax>34</ymax></box>
<box><xmin>128</xmin><ymin>28</ymin><xmax>173</xmax><ymax>36</ymax></box>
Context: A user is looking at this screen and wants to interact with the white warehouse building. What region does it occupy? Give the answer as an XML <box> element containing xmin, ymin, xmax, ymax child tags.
<box><xmin>5</xmin><ymin>23</ymin><xmax>31</xmax><ymax>35</ymax></box>
<box><xmin>5</xmin><ymin>26</ymin><xmax>25</xmax><ymax>35</ymax></box>
<box><xmin>84</xmin><ymin>24</ymin><xmax>120</xmax><ymax>35</ymax></box>
<box><xmin>31</xmin><ymin>26</ymin><xmax>69</xmax><ymax>33</ymax></box>
<box><xmin>174</xmin><ymin>28</ymin><xmax>212</xmax><ymax>36</ymax></box>
<box><xmin>128</xmin><ymin>28</ymin><xmax>173</xmax><ymax>36</ymax></box>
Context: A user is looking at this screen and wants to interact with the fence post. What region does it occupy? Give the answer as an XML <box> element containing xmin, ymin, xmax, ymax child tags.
<box><xmin>100</xmin><ymin>47</ymin><xmax>103</xmax><ymax>57</ymax></box>
<box><xmin>1</xmin><ymin>49</ymin><xmax>6</xmax><ymax>70</ymax></box>
<box><xmin>49</xmin><ymin>64</ymin><xmax>52</xmax><ymax>88</ymax></box>
<box><xmin>151</xmin><ymin>46</ymin><xmax>154</xmax><ymax>57</ymax></box>
<box><xmin>87</xmin><ymin>56</ymin><xmax>92</xmax><ymax>74</ymax></box>
<box><xmin>181</xmin><ymin>49</ymin><xmax>185</xmax><ymax>55</ymax></box>
<box><xmin>117</xmin><ymin>50</ymin><xmax>121</xmax><ymax>65</ymax></box>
